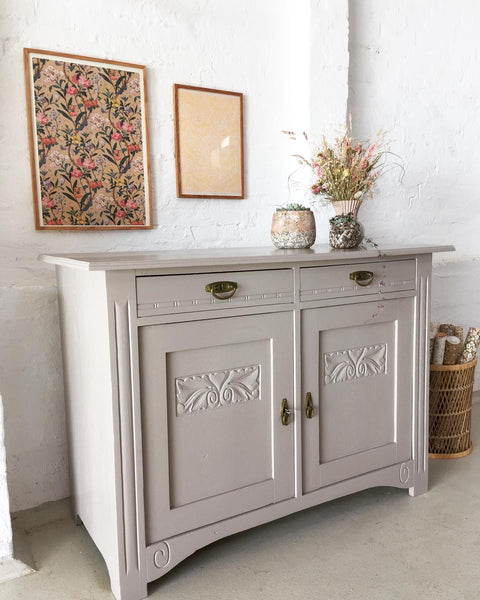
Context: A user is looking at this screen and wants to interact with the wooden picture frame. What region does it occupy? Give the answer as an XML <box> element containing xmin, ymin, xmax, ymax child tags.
<box><xmin>173</xmin><ymin>84</ymin><xmax>244</xmax><ymax>199</ymax></box>
<box><xmin>24</xmin><ymin>48</ymin><xmax>152</xmax><ymax>229</ymax></box>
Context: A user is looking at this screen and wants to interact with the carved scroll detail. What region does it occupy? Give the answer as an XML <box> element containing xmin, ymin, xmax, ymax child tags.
<box><xmin>324</xmin><ymin>344</ymin><xmax>387</xmax><ymax>385</ymax></box>
<box><xmin>153</xmin><ymin>542</ymin><xmax>170</xmax><ymax>569</ymax></box>
<box><xmin>176</xmin><ymin>365</ymin><xmax>260</xmax><ymax>415</ymax></box>
<box><xmin>399</xmin><ymin>463</ymin><xmax>410</xmax><ymax>484</ymax></box>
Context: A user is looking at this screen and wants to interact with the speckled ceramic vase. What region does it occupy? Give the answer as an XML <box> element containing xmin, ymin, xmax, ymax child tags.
<box><xmin>271</xmin><ymin>210</ymin><xmax>316</xmax><ymax>249</ymax></box>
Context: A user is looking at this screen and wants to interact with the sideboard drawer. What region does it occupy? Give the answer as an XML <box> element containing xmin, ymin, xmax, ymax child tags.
<box><xmin>137</xmin><ymin>269</ymin><xmax>294</xmax><ymax>317</ymax></box>
<box><xmin>300</xmin><ymin>259</ymin><xmax>416</xmax><ymax>302</ymax></box>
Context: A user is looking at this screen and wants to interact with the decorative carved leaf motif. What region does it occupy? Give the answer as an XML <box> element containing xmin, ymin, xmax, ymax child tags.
<box><xmin>176</xmin><ymin>365</ymin><xmax>260</xmax><ymax>415</ymax></box>
<box><xmin>324</xmin><ymin>344</ymin><xmax>387</xmax><ymax>385</ymax></box>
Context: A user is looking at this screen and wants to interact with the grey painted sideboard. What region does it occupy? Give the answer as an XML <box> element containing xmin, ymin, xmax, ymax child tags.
<box><xmin>40</xmin><ymin>244</ymin><xmax>453</xmax><ymax>600</ymax></box>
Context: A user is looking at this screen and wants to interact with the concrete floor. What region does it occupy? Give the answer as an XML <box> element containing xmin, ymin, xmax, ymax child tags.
<box><xmin>2</xmin><ymin>404</ymin><xmax>480</xmax><ymax>600</ymax></box>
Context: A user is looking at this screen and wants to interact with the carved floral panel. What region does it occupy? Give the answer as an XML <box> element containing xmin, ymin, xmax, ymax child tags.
<box><xmin>176</xmin><ymin>365</ymin><xmax>260</xmax><ymax>415</ymax></box>
<box><xmin>324</xmin><ymin>344</ymin><xmax>387</xmax><ymax>385</ymax></box>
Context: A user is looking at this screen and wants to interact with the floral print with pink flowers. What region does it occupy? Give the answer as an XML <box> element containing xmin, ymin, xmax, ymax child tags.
<box><xmin>29</xmin><ymin>55</ymin><xmax>150</xmax><ymax>227</ymax></box>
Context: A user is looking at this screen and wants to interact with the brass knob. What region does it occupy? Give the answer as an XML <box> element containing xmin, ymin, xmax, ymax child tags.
<box><xmin>305</xmin><ymin>392</ymin><xmax>314</xmax><ymax>419</ymax></box>
<box><xmin>205</xmin><ymin>281</ymin><xmax>238</xmax><ymax>300</ymax></box>
<box><xmin>349</xmin><ymin>270</ymin><xmax>374</xmax><ymax>287</ymax></box>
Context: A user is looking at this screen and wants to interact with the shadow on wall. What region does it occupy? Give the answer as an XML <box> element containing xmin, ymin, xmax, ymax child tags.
<box><xmin>0</xmin><ymin>287</ymin><xmax>69</xmax><ymax>512</ymax></box>
<box><xmin>346</xmin><ymin>0</ymin><xmax>370</xmax><ymax>133</ymax></box>
<box><xmin>431</xmin><ymin>258</ymin><xmax>480</xmax><ymax>391</ymax></box>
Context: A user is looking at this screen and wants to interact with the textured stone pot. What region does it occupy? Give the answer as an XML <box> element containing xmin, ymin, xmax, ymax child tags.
<box><xmin>271</xmin><ymin>210</ymin><xmax>316</xmax><ymax>249</ymax></box>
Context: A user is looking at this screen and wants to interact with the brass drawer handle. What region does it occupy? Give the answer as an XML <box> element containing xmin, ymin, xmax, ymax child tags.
<box><xmin>349</xmin><ymin>270</ymin><xmax>375</xmax><ymax>287</ymax></box>
<box><xmin>205</xmin><ymin>281</ymin><xmax>238</xmax><ymax>300</ymax></box>
<box><xmin>280</xmin><ymin>398</ymin><xmax>292</xmax><ymax>426</ymax></box>
<box><xmin>305</xmin><ymin>392</ymin><xmax>314</xmax><ymax>419</ymax></box>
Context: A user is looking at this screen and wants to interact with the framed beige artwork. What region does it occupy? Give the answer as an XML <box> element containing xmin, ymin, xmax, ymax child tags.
<box><xmin>173</xmin><ymin>84</ymin><xmax>244</xmax><ymax>199</ymax></box>
<box><xmin>24</xmin><ymin>48</ymin><xmax>152</xmax><ymax>229</ymax></box>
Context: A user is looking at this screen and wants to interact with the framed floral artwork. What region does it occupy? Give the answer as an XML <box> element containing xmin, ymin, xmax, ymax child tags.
<box><xmin>23</xmin><ymin>48</ymin><xmax>152</xmax><ymax>229</ymax></box>
<box><xmin>173</xmin><ymin>84</ymin><xmax>244</xmax><ymax>199</ymax></box>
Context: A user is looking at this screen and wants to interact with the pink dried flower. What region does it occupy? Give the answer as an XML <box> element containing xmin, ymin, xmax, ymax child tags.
<box><xmin>290</xmin><ymin>127</ymin><xmax>390</xmax><ymax>206</ymax></box>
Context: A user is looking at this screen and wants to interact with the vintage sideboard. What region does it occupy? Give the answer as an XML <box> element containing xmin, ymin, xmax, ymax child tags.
<box><xmin>40</xmin><ymin>244</ymin><xmax>453</xmax><ymax>600</ymax></box>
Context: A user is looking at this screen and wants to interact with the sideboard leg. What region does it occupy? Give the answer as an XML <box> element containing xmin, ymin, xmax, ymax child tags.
<box><xmin>409</xmin><ymin>253</ymin><xmax>431</xmax><ymax>499</ymax></box>
<box><xmin>409</xmin><ymin>473</ymin><xmax>428</xmax><ymax>497</ymax></box>
<box><xmin>109</xmin><ymin>570</ymin><xmax>148</xmax><ymax>600</ymax></box>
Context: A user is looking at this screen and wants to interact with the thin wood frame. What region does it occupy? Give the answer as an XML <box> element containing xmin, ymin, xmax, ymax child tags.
<box><xmin>24</xmin><ymin>48</ymin><xmax>152</xmax><ymax>229</ymax></box>
<box><xmin>173</xmin><ymin>84</ymin><xmax>244</xmax><ymax>199</ymax></box>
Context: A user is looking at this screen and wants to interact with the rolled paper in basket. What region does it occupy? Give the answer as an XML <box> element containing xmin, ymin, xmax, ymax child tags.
<box><xmin>459</xmin><ymin>327</ymin><xmax>480</xmax><ymax>364</ymax></box>
<box><xmin>430</xmin><ymin>322</ymin><xmax>440</xmax><ymax>337</ymax></box>
<box><xmin>438</xmin><ymin>323</ymin><xmax>455</xmax><ymax>337</ymax></box>
<box><xmin>432</xmin><ymin>332</ymin><xmax>447</xmax><ymax>365</ymax></box>
<box><xmin>443</xmin><ymin>336</ymin><xmax>462</xmax><ymax>365</ymax></box>
<box><xmin>429</xmin><ymin>336</ymin><xmax>435</xmax><ymax>363</ymax></box>
<box><xmin>454</xmin><ymin>326</ymin><xmax>464</xmax><ymax>345</ymax></box>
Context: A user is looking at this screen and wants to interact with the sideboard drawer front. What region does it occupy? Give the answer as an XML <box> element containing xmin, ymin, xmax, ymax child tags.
<box><xmin>137</xmin><ymin>269</ymin><xmax>294</xmax><ymax>316</ymax></box>
<box><xmin>300</xmin><ymin>259</ymin><xmax>416</xmax><ymax>301</ymax></box>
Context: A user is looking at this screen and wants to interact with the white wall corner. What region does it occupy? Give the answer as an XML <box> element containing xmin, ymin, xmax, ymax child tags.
<box><xmin>0</xmin><ymin>395</ymin><xmax>12</xmax><ymax>560</ymax></box>
<box><xmin>305</xmin><ymin>0</ymin><xmax>350</xmax><ymax>237</ymax></box>
<box><xmin>282</xmin><ymin>0</ymin><xmax>350</xmax><ymax>216</ymax></box>
<box><xmin>309</xmin><ymin>0</ymin><xmax>349</xmax><ymax>141</ymax></box>
<box><xmin>0</xmin><ymin>395</ymin><xmax>34</xmax><ymax>583</ymax></box>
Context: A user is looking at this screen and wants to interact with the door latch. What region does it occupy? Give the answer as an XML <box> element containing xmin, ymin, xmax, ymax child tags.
<box><xmin>280</xmin><ymin>398</ymin><xmax>292</xmax><ymax>426</ymax></box>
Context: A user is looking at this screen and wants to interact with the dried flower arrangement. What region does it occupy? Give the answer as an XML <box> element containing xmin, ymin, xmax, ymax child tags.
<box><xmin>283</xmin><ymin>125</ymin><xmax>393</xmax><ymax>218</ymax></box>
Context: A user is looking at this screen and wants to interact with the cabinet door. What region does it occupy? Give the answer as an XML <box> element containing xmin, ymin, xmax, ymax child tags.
<box><xmin>302</xmin><ymin>298</ymin><xmax>414</xmax><ymax>493</ymax></box>
<box><xmin>139</xmin><ymin>312</ymin><xmax>294</xmax><ymax>543</ymax></box>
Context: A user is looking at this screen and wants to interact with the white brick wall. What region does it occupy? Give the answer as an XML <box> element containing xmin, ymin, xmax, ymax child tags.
<box><xmin>348</xmin><ymin>0</ymin><xmax>480</xmax><ymax>387</ymax></box>
<box><xmin>0</xmin><ymin>0</ymin><xmax>349</xmax><ymax>510</ymax></box>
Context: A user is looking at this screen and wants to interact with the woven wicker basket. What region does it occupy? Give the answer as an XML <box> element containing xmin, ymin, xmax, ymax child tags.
<box><xmin>429</xmin><ymin>358</ymin><xmax>476</xmax><ymax>459</ymax></box>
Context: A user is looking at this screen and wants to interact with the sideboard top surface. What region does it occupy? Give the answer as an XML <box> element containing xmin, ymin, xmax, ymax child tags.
<box><xmin>39</xmin><ymin>243</ymin><xmax>454</xmax><ymax>272</ymax></box>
